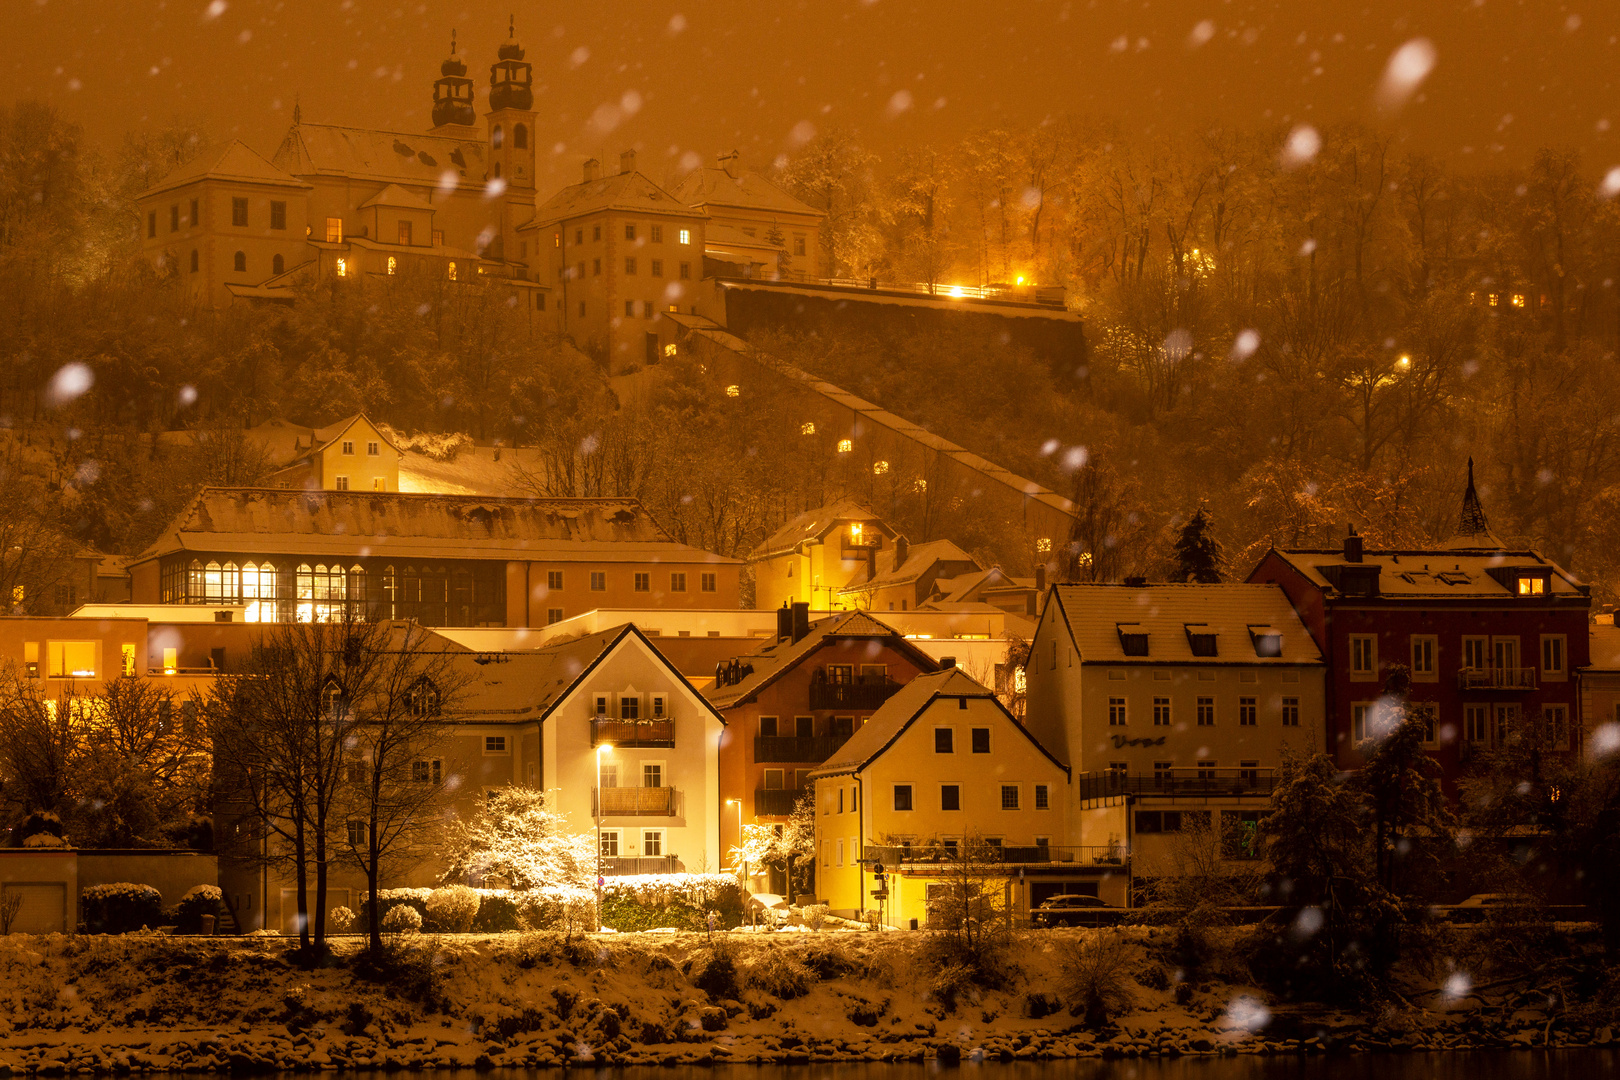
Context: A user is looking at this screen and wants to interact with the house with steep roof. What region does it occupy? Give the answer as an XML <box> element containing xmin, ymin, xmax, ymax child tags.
<box><xmin>1247</xmin><ymin>460</ymin><xmax>1590</xmax><ymax>782</ymax></box>
<box><xmin>807</xmin><ymin>665</ymin><xmax>1103</xmax><ymax>925</ymax></box>
<box><xmin>705</xmin><ymin>606</ymin><xmax>938</xmax><ymax>891</ymax></box>
<box><xmin>266</xmin><ymin>414</ymin><xmax>402</xmax><ymax>493</ymax></box>
<box><xmin>127</xmin><ymin>487</ymin><xmax>741</xmax><ymax>627</ymax></box>
<box><xmin>518</xmin><ymin>151</ymin><xmax>708</xmax><ymax>370</ymax></box>
<box><xmin>749</xmin><ymin>500</ymin><xmax>901</xmax><ymax>612</ymax></box>
<box><xmin>672</xmin><ymin>152</ymin><xmax>826</xmax><ymax>279</ymax></box>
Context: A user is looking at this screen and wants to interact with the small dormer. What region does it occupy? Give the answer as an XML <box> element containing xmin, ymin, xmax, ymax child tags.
<box><xmin>1247</xmin><ymin>625</ymin><xmax>1283</xmax><ymax>658</ymax></box>
<box><xmin>1116</xmin><ymin>622</ymin><xmax>1149</xmax><ymax>657</ymax></box>
<box><xmin>1184</xmin><ymin>623</ymin><xmax>1218</xmax><ymax>657</ymax></box>
<box><xmin>1486</xmin><ymin>566</ymin><xmax>1552</xmax><ymax>596</ymax></box>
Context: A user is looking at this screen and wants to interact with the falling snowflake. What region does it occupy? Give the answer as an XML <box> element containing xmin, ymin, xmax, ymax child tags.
<box><xmin>1375</xmin><ymin>38</ymin><xmax>1436</xmax><ymax>111</ymax></box>
<box><xmin>1280</xmin><ymin>125</ymin><xmax>1320</xmax><ymax>169</ymax></box>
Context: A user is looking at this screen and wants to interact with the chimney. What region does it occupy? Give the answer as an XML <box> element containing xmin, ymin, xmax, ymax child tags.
<box><xmin>619</xmin><ymin>149</ymin><xmax>637</xmax><ymax>175</ymax></box>
<box><xmin>1035</xmin><ymin>564</ymin><xmax>1047</xmax><ymax>592</ymax></box>
<box><xmin>940</xmin><ymin>656</ymin><xmax>957</xmax><ymax>670</ymax></box>
<box><xmin>776</xmin><ymin>601</ymin><xmax>793</xmax><ymax>643</ymax></box>
<box><xmin>718</xmin><ymin>150</ymin><xmax>741</xmax><ymax>178</ymax></box>
<box><xmin>1123</xmin><ymin>575</ymin><xmax>1147</xmax><ymax>588</ymax></box>
<box><xmin>893</xmin><ymin>535</ymin><xmax>910</xmax><ymax>570</ymax></box>
<box><xmin>582</xmin><ymin>158</ymin><xmax>601</xmax><ymax>183</ymax></box>
<box><xmin>791</xmin><ymin>601</ymin><xmax>811</xmax><ymax>644</ymax></box>
<box><xmin>1343</xmin><ymin>524</ymin><xmax>1364</xmax><ymax>563</ymax></box>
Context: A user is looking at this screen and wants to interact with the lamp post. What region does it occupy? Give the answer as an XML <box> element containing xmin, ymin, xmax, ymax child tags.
<box><xmin>725</xmin><ymin>797</ymin><xmax>746</xmax><ymax>926</ymax></box>
<box><xmin>595</xmin><ymin>743</ymin><xmax>613</xmax><ymax>931</ymax></box>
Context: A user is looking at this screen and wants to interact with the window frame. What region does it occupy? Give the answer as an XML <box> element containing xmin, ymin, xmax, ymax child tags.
<box><xmin>484</xmin><ymin>735</ymin><xmax>510</xmax><ymax>755</ymax></box>
<box><xmin>1152</xmin><ymin>697</ymin><xmax>1171</xmax><ymax>726</ymax></box>
<box><xmin>892</xmin><ymin>784</ymin><xmax>913</xmax><ymax>812</ymax></box>
<box><xmin>1196</xmin><ymin>696</ymin><xmax>1216</xmax><ymax>727</ymax></box>
<box><xmin>940</xmin><ymin>783</ymin><xmax>962</xmax><ymax>812</ymax></box>
<box><xmin>1540</xmin><ymin>634</ymin><xmax>1567</xmax><ymax>681</ymax></box>
<box><xmin>1411</xmin><ymin>634</ymin><xmax>1438</xmax><ymax>682</ymax></box>
<box><xmin>933</xmin><ymin>727</ymin><xmax>954</xmax><ymax>754</ymax></box>
<box><xmin>1349</xmin><ymin>634</ymin><xmax>1378</xmax><ymax>681</ymax></box>
<box><xmin>1238</xmin><ymin>697</ymin><xmax>1257</xmax><ymax>726</ymax></box>
<box><xmin>1108</xmin><ymin>697</ymin><xmax>1127</xmax><ymax>726</ymax></box>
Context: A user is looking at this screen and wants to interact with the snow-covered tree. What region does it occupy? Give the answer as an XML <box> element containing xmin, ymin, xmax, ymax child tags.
<box><xmin>439</xmin><ymin>787</ymin><xmax>596</xmax><ymax>891</ymax></box>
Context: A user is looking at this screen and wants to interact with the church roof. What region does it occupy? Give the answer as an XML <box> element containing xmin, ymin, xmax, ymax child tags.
<box><xmin>274</xmin><ymin>123</ymin><xmax>489</xmax><ymax>187</ymax></box>
<box><xmin>673</xmin><ymin>165</ymin><xmax>824</xmax><ymax>219</ymax></box>
<box><xmin>524</xmin><ymin>170</ymin><xmax>706</xmax><ymax>228</ymax></box>
<box><xmin>360</xmin><ymin>184</ymin><xmax>435</xmax><ymax>211</ymax></box>
<box><xmin>139</xmin><ymin>141</ymin><xmax>312</xmax><ymax>199</ymax></box>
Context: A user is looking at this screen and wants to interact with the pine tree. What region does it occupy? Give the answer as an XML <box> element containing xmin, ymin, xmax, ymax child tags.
<box><xmin>1351</xmin><ymin>665</ymin><xmax>1455</xmax><ymax>896</ymax></box>
<box><xmin>1171</xmin><ymin>507</ymin><xmax>1224</xmax><ymax>583</ymax></box>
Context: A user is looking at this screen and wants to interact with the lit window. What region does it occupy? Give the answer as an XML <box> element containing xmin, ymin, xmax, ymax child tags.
<box><xmin>1511</xmin><ymin>293</ymin><xmax>1525</xmax><ymax>308</ymax></box>
<box><xmin>725</xmin><ymin>385</ymin><xmax>741</xmax><ymax>398</ymax></box>
<box><xmin>914</xmin><ymin>478</ymin><xmax>928</xmax><ymax>492</ymax></box>
<box><xmin>801</xmin><ymin>422</ymin><xmax>816</xmax><ymax>435</ymax></box>
<box><xmin>849</xmin><ymin>523</ymin><xmax>864</xmax><ymax>543</ymax></box>
<box><xmin>837</xmin><ymin>438</ymin><xmax>853</xmax><ymax>453</ymax></box>
<box><xmin>1036</xmin><ymin>538</ymin><xmax>1052</xmax><ymax>553</ymax></box>
<box><xmin>873</xmin><ymin>460</ymin><xmax>890</xmax><ymax>475</ymax></box>
<box><xmin>447</xmin><ymin>261</ymin><xmax>457</xmax><ymax>281</ymax></box>
<box><xmin>679</xmin><ymin>229</ymin><xmax>691</xmax><ymax>244</ymax></box>
<box><xmin>663</xmin><ymin>342</ymin><xmax>677</xmax><ymax>357</ymax></box>
<box><xmin>386</xmin><ymin>256</ymin><xmax>396</xmax><ymax>275</ymax></box>
<box><xmin>372</xmin><ymin>478</ymin><xmax>385</xmax><ymax>491</ymax></box>
<box><xmin>325</xmin><ymin>217</ymin><xmax>343</xmax><ymax>243</ymax></box>
<box><xmin>335</xmin><ymin>258</ymin><xmax>346</xmax><ymax>277</ymax></box>
<box><xmin>1517</xmin><ymin>576</ymin><xmax>1545</xmax><ymax>596</ymax></box>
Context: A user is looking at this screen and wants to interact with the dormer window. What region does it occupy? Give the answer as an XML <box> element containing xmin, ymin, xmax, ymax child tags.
<box><xmin>1517</xmin><ymin>574</ymin><xmax>1547</xmax><ymax>596</ymax></box>
<box><xmin>1248</xmin><ymin>625</ymin><xmax>1283</xmax><ymax>658</ymax></box>
<box><xmin>1117</xmin><ymin>623</ymin><xmax>1149</xmax><ymax>657</ymax></box>
<box><xmin>1185</xmin><ymin>624</ymin><xmax>1218</xmax><ymax>657</ymax></box>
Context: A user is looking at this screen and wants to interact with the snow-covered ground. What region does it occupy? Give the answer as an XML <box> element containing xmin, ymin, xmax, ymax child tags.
<box><xmin>0</xmin><ymin>928</ymin><xmax>1606</xmax><ymax>1072</ymax></box>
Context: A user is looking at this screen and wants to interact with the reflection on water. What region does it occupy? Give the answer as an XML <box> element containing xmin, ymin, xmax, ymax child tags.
<box><xmin>253</xmin><ymin>1053</ymin><xmax>1619</xmax><ymax>1080</ymax></box>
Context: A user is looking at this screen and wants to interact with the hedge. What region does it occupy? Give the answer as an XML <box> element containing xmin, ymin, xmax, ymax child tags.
<box><xmin>82</xmin><ymin>883</ymin><xmax>163</xmax><ymax>934</ymax></box>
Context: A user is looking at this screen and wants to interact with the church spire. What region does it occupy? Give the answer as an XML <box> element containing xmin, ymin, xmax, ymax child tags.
<box><xmin>488</xmin><ymin>15</ymin><xmax>534</xmax><ymax>111</ymax></box>
<box><xmin>1446</xmin><ymin>457</ymin><xmax>1505</xmax><ymax>550</ymax></box>
<box><xmin>432</xmin><ymin>29</ymin><xmax>476</xmax><ymax>129</ymax></box>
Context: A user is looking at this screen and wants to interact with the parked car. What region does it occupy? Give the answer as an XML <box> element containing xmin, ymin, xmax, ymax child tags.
<box><xmin>747</xmin><ymin>892</ymin><xmax>793</xmax><ymax>928</ymax></box>
<box><xmin>1031</xmin><ymin>894</ymin><xmax>1114</xmax><ymax>927</ymax></box>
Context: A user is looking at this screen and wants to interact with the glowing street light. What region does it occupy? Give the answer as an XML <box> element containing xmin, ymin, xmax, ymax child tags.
<box><xmin>595</xmin><ymin>743</ymin><xmax>613</xmax><ymax>930</ymax></box>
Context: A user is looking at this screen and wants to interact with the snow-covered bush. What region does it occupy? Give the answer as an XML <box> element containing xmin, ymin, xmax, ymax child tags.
<box><xmin>377</xmin><ymin>424</ymin><xmax>472</xmax><ymax>461</ymax></box>
<box><xmin>175</xmin><ymin>884</ymin><xmax>223</xmax><ymax>934</ymax></box>
<box><xmin>82</xmin><ymin>883</ymin><xmax>163</xmax><ymax>934</ymax></box>
<box><xmin>690</xmin><ymin>938</ymin><xmax>741</xmax><ymax>1000</ymax></box>
<box><xmin>802</xmin><ymin>904</ymin><xmax>830</xmax><ymax>930</ymax></box>
<box><xmin>743</xmin><ymin>949</ymin><xmax>812</xmax><ymax>999</ymax></box>
<box><xmin>1058</xmin><ymin>931</ymin><xmax>1137</xmax><ymax>1027</ymax></box>
<box><xmin>473</xmin><ymin>893</ymin><xmax>522</xmax><ymax>933</ymax></box>
<box><xmin>441</xmin><ymin>789</ymin><xmax>596</xmax><ymax>891</ymax></box>
<box><xmin>358</xmin><ymin>888</ymin><xmax>431</xmax><ymax>931</ymax></box>
<box><xmin>328</xmin><ymin>906</ymin><xmax>356</xmax><ymax>933</ymax></box>
<box><xmin>14</xmin><ymin>811</ymin><xmax>65</xmax><ymax>847</ymax></box>
<box><xmin>517</xmin><ymin>887</ymin><xmax>597</xmax><ymax>934</ymax></box>
<box><xmin>382</xmin><ymin>905</ymin><xmax>422</xmax><ymax>934</ymax></box>
<box><xmin>599</xmin><ymin>875</ymin><xmax>747</xmax><ymax>932</ymax></box>
<box><xmin>425</xmin><ymin>885</ymin><xmax>480</xmax><ymax>933</ymax></box>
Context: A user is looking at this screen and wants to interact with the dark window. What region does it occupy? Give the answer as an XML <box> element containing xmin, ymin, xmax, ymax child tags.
<box><xmin>536</xmin><ymin>293</ymin><xmax>546</xmax><ymax>310</ymax></box>
<box><xmin>547</xmin><ymin>570</ymin><xmax>563</xmax><ymax>590</ymax></box>
<box><xmin>941</xmin><ymin>785</ymin><xmax>961</xmax><ymax>811</ymax></box>
<box><xmin>893</xmin><ymin>785</ymin><xmax>913</xmax><ymax>811</ymax></box>
<box><xmin>270</xmin><ymin>201</ymin><xmax>286</xmax><ymax>230</ymax></box>
<box><xmin>680</xmin><ymin>262</ymin><xmax>691</xmax><ymax>279</ymax></box>
<box><xmin>971</xmin><ymin>728</ymin><xmax>990</xmax><ymax>753</ymax></box>
<box><xmin>189</xmin><ymin>249</ymin><xmax>199</xmax><ymax>273</ymax></box>
<box><xmin>651</xmin><ymin>224</ymin><xmax>663</xmax><ymax>243</ymax></box>
<box><xmin>189</xmin><ymin>199</ymin><xmax>199</xmax><ymax>226</ymax></box>
<box><xmin>1120</xmin><ymin>632</ymin><xmax>1149</xmax><ymax>656</ymax></box>
<box><xmin>625</xmin><ymin>257</ymin><xmax>637</xmax><ymax>274</ymax></box>
<box><xmin>513</xmin><ymin>124</ymin><xmax>528</xmax><ymax>149</ymax></box>
<box><xmin>934</xmin><ymin>728</ymin><xmax>953</xmax><ymax>753</ymax></box>
<box><xmin>231</xmin><ymin>197</ymin><xmax>248</xmax><ymax>227</ymax></box>
<box><xmin>147</xmin><ymin>212</ymin><xmax>156</xmax><ymax>238</ymax></box>
<box><xmin>170</xmin><ymin>204</ymin><xmax>179</xmax><ymax>231</ymax></box>
<box><xmin>1189</xmin><ymin>633</ymin><xmax>1218</xmax><ymax>657</ymax></box>
<box><xmin>272</xmin><ymin>254</ymin><xmax>284</xmax><ymax>274</ymax></box>
<box><xmin>233</xmin><ymin>251</ymin><xmax>246</xmax><ymax>272</ymax></box>
<box><xmin>701</xmin><ymin>572</ymin><xmax>717</xmax><ymax>592</ymax></box>
<box><xmin>625</xmin><ymin>224</ymin><xmax>636</xmax><ymax>241</ymax></box>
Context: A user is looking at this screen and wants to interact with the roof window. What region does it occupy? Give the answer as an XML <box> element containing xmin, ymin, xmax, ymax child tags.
<box><xmin>1117</xmin><ymin>623</ymin><xmax>1149</xmax><ymax>657</ymax></box>
<box><xmin>1185</xmin><ymin>624</ymin><xmax>1218</xmax><ymax>657</ymax></box>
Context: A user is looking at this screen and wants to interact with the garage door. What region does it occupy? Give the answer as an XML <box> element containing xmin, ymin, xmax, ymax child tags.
<box><xmin>5</xmin><ymin>883</ymin><xmax>67</xmax><ymax>934</ymax></box>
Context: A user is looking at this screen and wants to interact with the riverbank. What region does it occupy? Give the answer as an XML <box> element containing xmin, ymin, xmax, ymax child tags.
<box><xmin>0</xmin><ymin>928</ymin><xmax>1611</xmax><ymax>1073</ymax></box>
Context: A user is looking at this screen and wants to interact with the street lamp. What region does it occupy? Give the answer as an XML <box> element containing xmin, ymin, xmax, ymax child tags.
<box><xmin>725</xmin><ymin>797</ymin><xmax>746</xmax><ymax>926</ymax></box>
<box><xmin>595</xmin><ymin>743</ymin><xmax>613</xmax><ymax>931</ymax></box>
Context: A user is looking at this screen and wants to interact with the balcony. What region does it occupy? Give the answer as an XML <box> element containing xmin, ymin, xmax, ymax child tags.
<box><xmin>865</xmin><ymin>843</ymin><xmax>1127</xmax><ymax>868</ymax></box>
<box><xmin>1075</xmin><ymin>768</ymin><xmax>1277</xmax><ymax>806</ymax></box>
<box><xmin>601</xmin><ymin>855</ymin><xmax>684</xmax><ymax>875</ymax></box>
<box><xmin>594</xmin><ymin>786</ymin><xmax>677</xmax><ymax>817</ymax></box>
<box><xmin>592</xmin><ymin>716</ymin><xmax>675</xmax><ymax>748</ymax></box>
<box><xmin>755</xmin><ymin>734</ymin><xmax>846</xmax><ymax>763</ymax></box>
<box><xmin>754</xmin><ymin>787</ymin><xmax>811</xmax><ymax>816</ymax></box>
<box><xmin>1457</xmin><ymin>667</ymin><xmax>1537</xmax><ymax>692</ymax></box>
<box><xmin>808</xmin><ymin>675</ymin><xmax>904</xmax><ymax>711</ymax></box>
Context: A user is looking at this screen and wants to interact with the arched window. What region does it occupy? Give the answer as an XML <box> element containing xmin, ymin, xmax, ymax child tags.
<box><xmin>406</xmin><ymin>678</ymin><xmax>441</xmax><ymax>717</ymax></box>
<box><xmin>491</xmin><ymin>125</ymin><xmax>504</xmax><ymax>149</ymax></box>
<box><xmin>190</xmin><ymin>249</ymin><xmax>199</xmax><ymax>273</ymax></box>
<box><xmin>233</xmin><ymin>251</ymin><xmax>246</xmax><ymax>272</ymax></box>
<box><xmin>387</xmin><ymin>256</ymin><xmax>396</xmax><ymax>275</ymax></box>
<box><xmin>186</xmin><ymin>559</ymin><xmax>205</xmax><ymax>602</ymax></box>
<box><xmin>322</xmin><ymin>680</ymin><xmax>347</xmax><ymax>722</ymax></box>
<box><xmin>513</xmin><ymin>124</ymin><xmax>528</xmax><ymax>149</ymax></box>
<box><xmin>492</xmin><ymin>161</ymin><xmax>501</xmax><ymax>180</ymax></box>
<box><xmin>272</xmin><ymin>253</ymin><xmax>284</xmax><ymax>274</ymax></box>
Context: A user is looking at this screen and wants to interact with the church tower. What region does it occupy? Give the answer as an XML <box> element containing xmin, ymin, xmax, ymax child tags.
<box><xmin>430</xmin><ymin>30</ymin><xmax>479</xmax><ymax>138</ymax></box>
<box><xmin>485</xmin><ymin>16</ymin><xmax>537</xmax><ymax>192</ymax></box>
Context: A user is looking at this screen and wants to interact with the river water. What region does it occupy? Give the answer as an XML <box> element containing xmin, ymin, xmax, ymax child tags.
<box><xmin>256</xmin><ymin>1055</ymin><xmax>1612</xmax><ymax>1080</ymax></box>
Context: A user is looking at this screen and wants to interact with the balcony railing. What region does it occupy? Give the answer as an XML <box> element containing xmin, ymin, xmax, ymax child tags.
<box><xmin>594</xmin><ymin>786</ymin><xmax>677</xmax><ymax>817</ymax></box>
<box><xmin>601</xmin><ymin>856</ymin><xmax>683</xmax><ymax>876</ymax></box>
<box><xmin>865</xmin><ymin>843</ymin><xmax>1127</xmax><ymax>868</ymax></box>
<box><xmin>1457</xmin><ymin>667</ymin><xmax>1537</xmax><ymax>692</ymax></box>
<box><xmin>592</xmin><ymin>716</ymin><xmax>675</xmax><ymax>747</ymax></box>
<box><xmin>1075</xmin><ymin>768</ymin><xmax>1278</xmax><ymax>805</ymax></box>
<box><xmin>808</xmin><ymin>678</ymin><xmax>903</xmax><ymax>711</ymax></box>
<box><xmin>754</xmin><ymin>787</ymin><xmax>811</xmax><ymax>817</ymax></box>
<box><xmin>755</xmin><ymin>734</ymin><xmax>847</xmax><ymax>763</ymax></box>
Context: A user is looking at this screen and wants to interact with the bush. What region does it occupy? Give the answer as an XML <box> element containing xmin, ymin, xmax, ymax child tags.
<box><xmin>329</xmin><ymin>906</ymin><xmax>356</xmax><ymax>933</ymax></box>
<box><xmin>690</xmin><ymin>938</ymin><xmax>741</xmax><ymax>1000</ymax></box>
<box><xmin>744</xmin><ymin>949</ymin><xmax>812</xmax><ymax>999</ymax></box>
<box><xmin>12</xmin><ymin>811</ymin><xmax>65</xmax><ymax>848</ymax></box>
<box><xmin>425</xmin><ymin>885</ymin><xmax>480</xmax><ymax>933</ymax></box>
<box><xmin>175</xmin><ymin>885</ymin><xmax>223</xmax><ymax>934</ymax></box>
<box><xmin>383</xmin><ymin>905</ymin><xmax>422</xmax><ymax>934</ymax></box>
<box><xmin>82</xmin><ymin>883</ymin><xmax>163</xmax><ymax>934</ymax></box>
<box><xmin>358</xmin><ymin>889</ymin><xmax>430</xmax><ymax>932</ymax></box>
<box><xmin>802</xmin><ymin>904</ymin><xmax>830</xmax><ymax>930</ymax></box>
<box><xmin>1058</xmin><ymin>931</ymin><xmax>1137</xmax><ymax>1027</ymax></box>
<box><xmin>474</xmin><ymin>893</ymin><xmax>523</xmax><ymax>933</ymax></box>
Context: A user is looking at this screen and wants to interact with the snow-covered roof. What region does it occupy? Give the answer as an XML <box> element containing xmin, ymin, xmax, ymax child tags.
<box><xmin>1259</xmin><ymin>548</ymin><xmax>1586</xmax><ymax>599</ymax></box>
<box><xmin>809</xmin><ymin>668</ymin><xmax>1066</xmax><ymax>779</ymax></box>
<box><xmin>1588</xmin><ymin>617</ymin><xmax>1620</xmax><ymax>671</ymax></box>
<box><xmin>749</xmin><ymin>499</ymin><xmax>890</xmax><ymax>561</ymax></box>
<box><xmin>716</xmin><ymin>279</ymin><xmax>1082</xmax><ymax>321</ymax></box>
<box><xmin>274</xmin><ymin>123</ymin><xmax>488</xmax><ymax>186</ymax></box>
<box><xmin>704</xmin><ymin>609</ymin><xmax>934</xmax><ymax>710</ymax></box>
<box><xmin>929</xmin><ymin>567</ymin><xmax>1034</xmax><ymax>605</ymax></box>
<box><xmin>673</xmin><ymin>165</ymin><xmax>824</xmax><ymax>219</ymax></box>
<box><xmin>704</xmin><ymin>222</ymin><xmax>784</xmax><ymax>252</ymax></box>
<box><xmin>131</xmin><ymin>488</ymin><xmax>739</xmax><ymax>567</ymax></box>
<box><xmin>1048</xmin><ymin>583</ymin><xmax>1324</xmax><ymax>665</ymax></box>
<box><xmin>360</xmin><ymin>183</ymin><xmax>436</xmax><ymax>211</ymax></box>
<box><xmin>840</xmin><ymin>539</ymin><xmax>980</xmax><ymax>595</ymax></box>
<box><xmin>140</xmin><ymin>141</ymin><xmax>312</xmax><ymax>200</ymax></box>
<box><xmin>524</xmin><ymin>170</ymin><xmax>706</xmax><ymax>228</ymax></box>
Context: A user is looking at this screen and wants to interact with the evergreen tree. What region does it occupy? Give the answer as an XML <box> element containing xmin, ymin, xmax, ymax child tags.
<box><xmin>1170</xmin><ymin>506</ymin><xmax>1224</xmax><ymax>583</ymax></box>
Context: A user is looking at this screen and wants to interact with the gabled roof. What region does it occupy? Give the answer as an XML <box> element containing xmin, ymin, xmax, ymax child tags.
<box><xmin>841</xmin><ymin>539</ymin><xmax>980</xmax><ymax>594</ymax></box>
<box><xmin>673</xmin><ymin>165</ymin><xmax>824</xmax><ymax>219</ymax></box>
<box><xmin>704</xmin><ymin>222</ymin><xmax>784</xmax><ymax>253</ymax></box>
<box><xmin>808</xmin><ymin>668</ymin><xmax>1068</xmax><ymax>779</ymax></box>
<box><xmin>274</xmin><ymin>123</ymin><xmax>488</xmax><ymax>187</ymax></box>
<box><xmin>1256</xmin><ymin>548</ymin><xmax>1586</xmax><ymax>599</ymax></box>
<box><xmin>524</xmin><ymin>170</ymin><xmax>706</xmax><ymax>228</ymax></box>
<box><xmin>929</xmin><ymin>567</ymin><xmax>1034</xmax><ymax>605</ymax></box>
<box><xmin>445</xmin><ymin>623</ymin><xmax>726</xmax><ymax>726</ymax></box>
<box><xmin>360</xmin><ymin>184</ymin><xmax>435</xmax><ymax>211</ymax></box>
<box><xmin>1047</xmin><ymin>583</ymin><xmax>1324</xmax><ymax>665</ymax></box>
<box><xmin>139</xmin><ymin>141</ymin><xmax>312</xmax><ymax>199</ymax></box>
<box><xmin>131</xmin><ymin>488</ymin><xmax>740</xmax><ymax>567</ymax></box>
<box><xmin>750</xmin><ymin>499</ymin><xmax>890</xmax><ymax>561</ymax></box>
<box><xmin>704</xmin><ymin>609</ymin><xmax>937</xmax><ymax>709</ymax></box>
